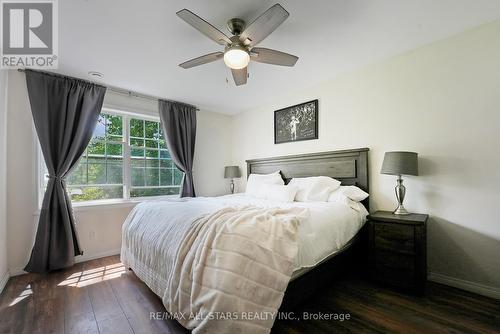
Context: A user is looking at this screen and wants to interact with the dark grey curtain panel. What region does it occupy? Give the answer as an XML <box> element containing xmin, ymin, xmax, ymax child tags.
<box><xmin>24</xmin><ymin>69</ymin><xmax>106</xmax><ymax>273</ymax></box>
<box><xmin>158</xmin><ymin>100</ymin><xmax>197</xmax><ymax>197</ymax></box>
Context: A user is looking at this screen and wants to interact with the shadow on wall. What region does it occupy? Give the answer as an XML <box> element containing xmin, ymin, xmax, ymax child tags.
<box><xmin>428</xmin><ymin>216</ymin><xmax>500</xmax><ymax>287</ymax></box>
<box><xmin>417</xmin><ymin>154</ymin><xmax>500</xmax><ymax>288</ymax></box>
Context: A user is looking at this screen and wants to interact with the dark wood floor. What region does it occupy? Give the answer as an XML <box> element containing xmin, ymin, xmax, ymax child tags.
<box><xmin>1</xmin><ymin>255</ymin><xmax>499</xmax><ymax>334</ymax></box>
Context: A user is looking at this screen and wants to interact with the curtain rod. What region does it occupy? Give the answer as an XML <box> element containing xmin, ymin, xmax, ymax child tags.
<box><xmin>16</xmin><ymin>68</ymin><xmax>200</xmax><ymax>111</ymax></box>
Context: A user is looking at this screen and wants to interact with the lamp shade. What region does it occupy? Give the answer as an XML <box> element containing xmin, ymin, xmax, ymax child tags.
<box><xmin>224</xmin><ymin>166</ymin><xmax>241</xmax><ymax>179</ymax></box>
<box><xmin>381</xmin><ymin>152</ymin><xmax>418</xmax><ymax>176</ymax></box>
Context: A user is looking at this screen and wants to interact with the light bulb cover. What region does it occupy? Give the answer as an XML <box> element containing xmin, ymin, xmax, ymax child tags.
<box><xmin>223</xmin><ymin>46</ymin><xmax>250</xmax><ymax>70</ymax></box>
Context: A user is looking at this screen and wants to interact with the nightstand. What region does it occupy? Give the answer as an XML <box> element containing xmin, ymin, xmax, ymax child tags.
<box><xmin>367</xmin><ymin>211</ymin><xmax>428</xmax><ymax>294</ymax></box>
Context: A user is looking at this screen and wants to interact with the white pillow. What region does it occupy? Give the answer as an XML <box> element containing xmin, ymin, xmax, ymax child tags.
<box><xmin>328</xmin><ymin>185</ymin><xmax>369</xmax><ymax>202</ymax></box>
<box><xmin>255</xmin><ymin>184</ymin><xmax>298</xmax><ymax>202</ymax></box>
<box><xmin>245</xmin><ymin>172</ymin><xmax>284</xmax><ymax>197</ymax></box>
<box><xmin>288</xmin><ymin>176</ymin><xmax>341</xmax><ymax>202</ymax></box>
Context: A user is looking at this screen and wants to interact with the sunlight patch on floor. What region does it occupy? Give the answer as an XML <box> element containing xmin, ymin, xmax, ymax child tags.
<box><xmin>58</xmin><ymin>263</ymin><xmax>126</xmax><ymax>288</ymax></box>
<box><xmin>9</xmin><ymin>284</ymin><xmax>33</xmax><ymax>306</ymax></box>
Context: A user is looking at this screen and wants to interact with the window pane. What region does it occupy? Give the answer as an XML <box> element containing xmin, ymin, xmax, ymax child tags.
<box><xmin>160</xmin><ymin>159</ymin><xmax>172</xmax><ymax>169</ymax></box>
<box><xmin>174</xmin><ymin>170</ymin><xmax>184</xmax><ymax>185</ymax></box>
<box><xmin>67</xmin><ymin>163</ymin><xmax>87</xmax><ymax>185</ymax></box>
<box><xmin>160</xmin><ymin>168</ymin><xmax>172</xmax><ymax>186</ymax></box>
<box><xmin>159</xmin><ymin>139</ymin><xmax>167</xmax><ymax>149</ymax></box>
<box><xmin>88</xmin><ymin>141</ymin><xmax>105</xmax><ymax>156</ymax></box>
<box><xmin>107</xmin><ymin>115</ymin><xmax>122</xmax><ymax>140</ymax></box>
<box><xmin>130</xmin><ymin>187</ymin><xmax>180</xmax><ymax>198</ymax></box>
<box><xmin>130</xmin><ymin>138</ymin><xmax>144</xmax><ymax>148</ymax></box>
<box><xmin>92</xmin><ymin>115</ymin><xmax>106</xmax><ymax>140</ymax></box>
<box><xmin>87</xmin><ymin>163</ymin><xmax>106</xmax><ymax>184</ymax></box>
<box><xmin>87</xmin><ymin>156</ymin><xmax>106</xmax><ymax>164</ymax></box>
<box><xmin>145</xmin><ymin>159</ymin><xmax>159</xmax><ymax>168</ymax></box>
<box><xmin>131</xmin><ymin>168</ymin><xmax>145</xmax><ymax>187</ymax></box>
<box><xmin>107</xmin><ymin>143</ymin><xmax>122</xmax><ymax>157</ymax></box>
<box><xmin>145</xmin><ymin>139</ymin><xmax>157</xmax><ymax>149</ymax></box>
<box><xmin>127</xmin><ymin>117</ymin><xmax>182</xmax><ymax>198</ymax></box>
<box><xmin>160</xmin><ymin>150</ymin><xmax>170</xmax><ymax>159</ymax></box>
<box><xmin>145</xmin><ymin>168</ymin><xmax>159</xmax><ymax>186</ymax></box>
<box><xmin>66</xmin><ymin>113</ymin><xmax>124</xmax><ymax>202</ymax></box>
<box><xmin>131</xmin><ymin>158</ymin><xmax>144</xmax><ymax>168</ymax></box>
<box><xmin>69</xmin><ymin>186</ymin><xmax>123</xmax><ymax>202</ymax></box>
<box><xmin>145</xmin><ymin>121</ymin><xmax>159</xmax><ymax>139</ymax></box>
<box><xmin>145</xmin><ymin>149</ymin><xmax>158</xmax><ymax>159</ymax></box>
<box><xmin>130</xmin><ymin>119</ymin><xmax>144</xmax><ymax>137</ymax></box>
<box><xmin>107</xmin><ymin>158</ymin><xmax>123</xmax><ymax>184</ymax></box>
<box><xmin>131</xmin><ymin>148</ymin><xmax>145</xmax><ymax>158</ymax></box>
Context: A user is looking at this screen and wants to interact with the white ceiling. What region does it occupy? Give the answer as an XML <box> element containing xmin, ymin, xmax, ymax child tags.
<box><xmin>56</xmin><ymin>0</ymin><xmax>500</xmax><ymax>114</ymax></box>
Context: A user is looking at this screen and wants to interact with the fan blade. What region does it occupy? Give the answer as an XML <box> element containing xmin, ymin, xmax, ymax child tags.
<box><xmin>250</xmin><ymin>47</ymin><xmax>298</xmax><ymax>66</ymax></box>
<box><xmin>231</xmin><ymin>67</ymin><xmax>248</xmax><ymax>86</ymax></box>
<box><xmin>239</xmin><ymin>4</ymin><xmax>289</xmax><ymax>46</ymax></box>
<box><xmin>177</xmin><ymin>9</ymin><xmax>231</xmax><ymax>45</ymax></box>
<box><xmin>179</xmin><ymin>52</ymin><xmax>224</xmax><ymax>69</ymax></box>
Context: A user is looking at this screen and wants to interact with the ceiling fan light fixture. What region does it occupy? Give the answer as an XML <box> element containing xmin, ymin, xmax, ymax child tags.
<box><xmin>223</xmin><ymin>46</ymin><xmax>250</xmax><ymax>70</ymax></box>
<box><xmin>177</xmin><ymin>4</ymin><xmax>297</xmax><ymax>85</ymax></box>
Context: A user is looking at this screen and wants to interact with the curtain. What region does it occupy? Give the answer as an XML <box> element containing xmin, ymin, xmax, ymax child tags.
<box><xmin>24</xmin><ymin>69</ymin><xmax>106</xmax><ymax>273</ymax></box>
<box><xmin>158</xmin><ymin>100</ymin><xmax>197</xmax><ymax>197</ymax></box>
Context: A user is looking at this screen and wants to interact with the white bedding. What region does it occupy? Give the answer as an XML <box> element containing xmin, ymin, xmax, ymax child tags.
<box><xmin>121</xmin><ymin>194</ymin><xmax>367</xmax><ymax>332</ymax></box>
<box><xmin>121</xmin><ymin>194</ymin><xmax>367</xmax><ymax>284</ymax></box>
<box><xmin>212</xmin><ymin>194</ymin><xmax>368</xmax><ymax>270</ymax></box>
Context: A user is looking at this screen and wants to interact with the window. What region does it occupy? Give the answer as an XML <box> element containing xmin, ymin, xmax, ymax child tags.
<box><xmin>129</xmin><ymin>118</ymin><xmax>184</xmax><ymax>198</ymax></box>
<box><xmin>66</xmin><ymin>114</ymin><xmax>124</xmax><ymax>201</ymax></box>
<box><xmin>40</xmin><ymin>109</ymin><xmax>183</xmax><ymax>203</ymax></box>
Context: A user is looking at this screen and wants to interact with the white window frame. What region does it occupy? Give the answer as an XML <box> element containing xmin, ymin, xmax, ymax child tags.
<box><xmin>36</xmin><ymin>107</ymin><xmax>182</xmax><ymax>209</ymax></box>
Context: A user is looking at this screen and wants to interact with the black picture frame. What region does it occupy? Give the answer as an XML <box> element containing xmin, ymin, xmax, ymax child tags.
<box><xmin>274</xmin><ymin>99</ymin><xmax>318</xmax><ymax>144</ymax></box>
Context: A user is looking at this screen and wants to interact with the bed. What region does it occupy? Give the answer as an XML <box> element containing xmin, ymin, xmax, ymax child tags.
<box><xmin>121</xmin><ymin>148</ymin><xmax>369</xmax><ymax>333</ymax></box>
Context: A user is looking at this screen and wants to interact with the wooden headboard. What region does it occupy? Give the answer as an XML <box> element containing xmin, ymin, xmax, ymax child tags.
<box><xmin>246</xmin><ymin>148</ymin><xmax>369</xmax><ymax>208</ymax></box>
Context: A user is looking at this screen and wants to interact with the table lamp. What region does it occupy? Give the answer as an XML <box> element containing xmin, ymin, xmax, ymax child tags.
<box><xmin>224</xmin><ymin>166</ymin><xmax>241</xmax><ymax>194</ymax></box>
<box><xmin>381</xmin><ymin>151</ymin><xmax>419</xmax><ymax>215</ymax></box>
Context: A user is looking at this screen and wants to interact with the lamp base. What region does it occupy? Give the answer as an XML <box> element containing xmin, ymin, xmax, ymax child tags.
<box><xmin>229</xmin><ymin>179</ymin><xmax>235</xmax><ymax>194</ymax></box>
<box><xmin>394</xmin><ymin>175</ymin><xmax>411</xmax><ymax>215</ymax></box>
<box><xmin>393</xmin><ymin>204</ymin><xmax>411</xmax><ymax>215</ymax></box>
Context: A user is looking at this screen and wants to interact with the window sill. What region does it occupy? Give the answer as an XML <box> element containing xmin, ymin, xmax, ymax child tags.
<box><xmin>34</xmin><ymin>195</ymin><xmax>180</xmax><ymax>215</ymax></box>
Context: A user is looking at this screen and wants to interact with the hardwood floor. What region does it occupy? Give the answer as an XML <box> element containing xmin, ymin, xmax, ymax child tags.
<box><xmin>1</xmin><ymin>255</ymin><xmax>499</xmax><ymax>334</ymax></box>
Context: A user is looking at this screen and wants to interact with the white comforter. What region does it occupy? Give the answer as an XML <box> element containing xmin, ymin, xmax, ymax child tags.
<box><xmin>208</xmin><ymin>194</ymin><xmax>368</xmax><ymax>270</ymax></box>
<box><xmin>121</xmin><ymin>195</ymin><xmax>367</xmax><ymax>333</ymax></box>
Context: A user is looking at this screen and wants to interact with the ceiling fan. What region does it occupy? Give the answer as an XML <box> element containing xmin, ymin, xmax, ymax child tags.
<box><xmin>176</xmin><ymin>3</ymin><xmax>298</xmax><ymax>86</ymax></box>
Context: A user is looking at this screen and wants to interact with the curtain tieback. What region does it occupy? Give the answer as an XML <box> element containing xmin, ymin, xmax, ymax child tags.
<box><xmin>48</xmin><ymin>175</ymin><xmax>65</xmax><ymax>182</ymax></box>
<box><xmin>185</xmin><ymin>170</ymin><xmax>193</xmax><ymax>176</ymax></box>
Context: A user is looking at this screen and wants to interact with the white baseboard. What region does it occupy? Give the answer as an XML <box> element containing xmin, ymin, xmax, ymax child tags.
<box><xmin>9</xmin><ymin>248</ymin><xmax>121</xmax><ymax>277</ymax></box>
<box><xmin>0</xmin><ymin>270</ymin><xmax>9</xmax><ymax>294</ymax></box>
<box><xmin>428</xmin><ymin>272</ymin><xmax>500</xmax><ymax>300</ymax></box>
<box><xmin>76</xmin><ymin>248</ymin><xmax>121</xmax><ymax>264</ymax></box>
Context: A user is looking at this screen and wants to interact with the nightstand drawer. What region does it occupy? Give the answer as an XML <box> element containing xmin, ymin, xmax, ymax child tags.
<box><xmin>374</xmin><ymin>250</ymin><xmax>415</xmax><ymax>271</ymax></box>
<box><xmin>374</xmin><ymin>223</ymin><xmax>414</xmax><ymax>254</ymax></box>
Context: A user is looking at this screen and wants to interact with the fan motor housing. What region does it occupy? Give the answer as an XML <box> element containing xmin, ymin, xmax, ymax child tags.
<box><xmin>225</xmin><ymin>36</ymin><xmax>248</xmax><ymax>52</ymax></box>
<box><xmin>227</xmin><ymin>18</ymin><xmax>246</xmax><ymax>35</ymax></box>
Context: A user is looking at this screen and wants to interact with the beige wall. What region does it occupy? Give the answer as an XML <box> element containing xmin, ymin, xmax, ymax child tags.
<box><xmin>4</xmin><ymin>20</ymin><xmax>500</xmax><ymax>298</ymax></box>
<box><xmin>231</xmin><ymin>21</ymin><xmax>500</xmax><ymax>295</ymax></box>
<box><xmin>5</xmin><ymin>70</ymin><xmax>232</xmax><ymax>274</ymax></box>
<box><xmin>0</xmin><ymin>70</ymin><xmax>8</xmax><ymax>292</ymax></box>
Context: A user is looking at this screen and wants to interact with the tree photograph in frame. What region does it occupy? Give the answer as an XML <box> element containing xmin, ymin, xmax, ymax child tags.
<box><xmin>274</xmin><ymin>99</ymin><xmax>318</xmax><ymax>144</ymax></box>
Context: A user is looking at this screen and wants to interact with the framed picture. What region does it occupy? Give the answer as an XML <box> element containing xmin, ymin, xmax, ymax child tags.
<box><xmin>274</xmin><ymin>99</ymin><xmax>318</xmax><ymax>144</ymax></box>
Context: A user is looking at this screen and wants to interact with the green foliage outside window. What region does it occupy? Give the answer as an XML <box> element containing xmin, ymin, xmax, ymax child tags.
<box><xmin>62</xmin><ymin>113</ymin><xmax>182</xmax><ymax>202</ymax></box>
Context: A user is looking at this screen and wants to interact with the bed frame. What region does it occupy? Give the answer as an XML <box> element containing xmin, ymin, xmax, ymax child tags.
<box><xmin>246</xmin><ymin>147</ymin><xmax>369</xmax><ymax>310</ymax></box>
